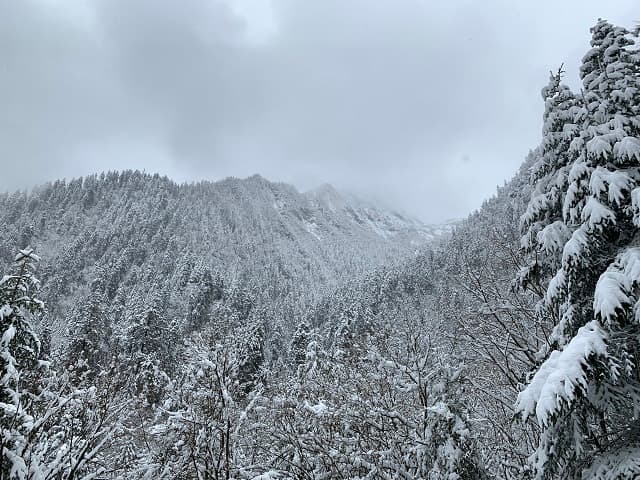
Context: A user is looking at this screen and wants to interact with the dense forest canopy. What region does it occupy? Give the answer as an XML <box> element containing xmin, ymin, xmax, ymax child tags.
<box><xmin>0</xmin><ymin>18</ymin><xmax>639</xmax><ymax>480</ymax></box>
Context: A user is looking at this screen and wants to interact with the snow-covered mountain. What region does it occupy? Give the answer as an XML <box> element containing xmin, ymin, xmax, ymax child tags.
<box><xmin>0</xmin><ymin>172</ymin><xmax>446</xmax><ymax>284</ymax></box>
<box><xmin>0</xmin><ymin>171</ymin><xmax>450</xmax><ymax>355</ymax></box>
<box><xmin>306</xmin><ymin>183</ymin><xmax>452</xmax><ymax>243</ymax></box>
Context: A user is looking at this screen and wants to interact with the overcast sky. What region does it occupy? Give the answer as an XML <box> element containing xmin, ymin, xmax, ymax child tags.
<box><xmin>0</xmin><ymin>0</ymin><xmax>637</xmax><ymax>222</ymax></box>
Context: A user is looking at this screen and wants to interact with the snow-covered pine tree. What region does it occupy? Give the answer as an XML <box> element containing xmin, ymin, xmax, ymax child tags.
<box><xmin>333</xmin><ymin>301</ymin><xmax>374</xmax><ymax>359</ymax></box>
<box><xmin>235</xmin><ymin>314</ymin><xmax>265</xmax><ymax>393</ymax></box>
<box><xmin>0</xmin><ymin>248</ymin><xmax>43</xmax><ymax>477</ymax></box>
<box><xmin>126</xmin><ymin>285</ymin><xmax>172</xmax><ymax>406</ymax></box>
<box><xmin>423</xmin><ymin>364</ymin><xmax>488</xmax><ymax>480</ymax></box>
<box><xmin>66</xmin><ymin>277</ymin><xmax>112</xmax><ymax>377</ymax></box>
<box><xmin>516</xmin><ymin>20</ymin><xmax>640</xmax><ymax>479</ymax></box>
<box><xmin>519</xmin><ymin>66</ymin><xmax>582</xmax><ymax>301</ymax></box>
<box><xmin>185</xmin><ymin>262</ymin><xmax>222</xmax><ymax>332</ymax></box>
<box><xmin>290</xmin><ymin>320</ymin><xmax>311</xmax><ymax>367</ymax></box>
<box><xmin>0</xmin><ymin>249</ymin><xmax>131</xmax><ymax>479</ymax></box>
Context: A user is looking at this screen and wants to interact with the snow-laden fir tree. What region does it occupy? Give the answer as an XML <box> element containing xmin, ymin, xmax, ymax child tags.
<box><xmin>0</xmin><ymin>248</ymin><xmax>43</xmax><ymax>477</ymax></box>
<box><xmin>0</xmin><ymin>249</ymin><xmax>128</xmax><ymax>479</ymax></box>
<box><xmin>516</xmin><ymin>20</ymin><xmax>640</xmax><ymax>479</ymax></box>
<box><xmin>519</xmin><ymin>66</ymin><xmax>582</xmax><ymax>300</ymax></box>
<box><xmin>125</xmin><ymin>285</ymin><xmax>172</xmax><ymax>407</ymax></box>
<box><xmin>65</xmin><ymin>279</ymin><xmax>111</xmax><ymax>376</ymax></box>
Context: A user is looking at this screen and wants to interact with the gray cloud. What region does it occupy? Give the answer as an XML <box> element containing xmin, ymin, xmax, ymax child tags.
<box><xmin>0</xmin><ymin>0</ymin><xmax>637</xmax><ymax>222</ymax></box>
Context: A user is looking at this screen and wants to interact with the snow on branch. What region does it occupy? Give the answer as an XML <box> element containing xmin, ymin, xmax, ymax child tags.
<box><xmin>561</xmin><ymin>226</ymin><xmax>590</xmax><ymax>266</ymax></box>
<box><xmin>583</xmin><ymin>446</ymin><xmax>640</xmax><ymax>480</ymax></box>
<box><xmin>613</xmin><ymin>136</ymin><xmax>640</xmax><ymax>163</ymax></box>
<box><xmin>515</xmin><ymin>320</ymin><xmax>607</xmax><ymax>427</ymax></box>
<box><xmin>537</xmin><ymin>221</ymin><xmax>571</xmax><ymax>254</ymax></box>
<box><xmin>581</xmin><ymin>197</ymin><xmax>616</xmax><ymax>232</ymax></box>
<box><xmin>587</xmin><ymin>135</ymin><xmax>612</xmax><ymax>160</ymax></box>
<box><xmin>589</xmin><ymin>166</ymin><xmax>635</xmax><ymax>206</ymax></box>
<box><xmin>594</xmin><ymin>248</ymin><xmax>640</xmax><ymax>325</ymax></box>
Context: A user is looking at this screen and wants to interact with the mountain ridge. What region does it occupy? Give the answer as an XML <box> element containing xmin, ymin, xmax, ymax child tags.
<box><xmin>1</xmin><ymin>170</ymin><xmax>450</xmax><ymax>253</ymax></box>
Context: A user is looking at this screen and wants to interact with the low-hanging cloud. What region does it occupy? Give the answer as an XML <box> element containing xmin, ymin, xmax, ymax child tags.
<box><xmin>0</xmin><ymin>0</ymin><xmax>636</xmax><ymax>222</ymax></box>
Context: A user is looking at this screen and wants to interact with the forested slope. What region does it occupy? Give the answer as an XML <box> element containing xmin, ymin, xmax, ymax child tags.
<box><xmin>0</xmin><ymin>171</ymin><xmax>442</xmax><ymax>365</ymax></box>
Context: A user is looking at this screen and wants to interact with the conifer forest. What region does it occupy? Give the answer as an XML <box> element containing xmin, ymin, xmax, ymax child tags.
<box><xmin>1</xmin><ymin>5</ymin><xmax>640</xmax><ymax>480</ymax></box>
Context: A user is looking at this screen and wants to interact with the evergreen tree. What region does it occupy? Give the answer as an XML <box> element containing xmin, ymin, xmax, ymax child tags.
<box><xmin>126</xmin><ymin>286</ymin><xmax>172</xmax><ymax>406</ymax></box>
<box><xmin>66</xmin><ymin>285</ymin><xmax>111</xmax><ymax>376</ymax></box>
<box><xmin>517</xmin><ymin>20</ymin><xmax>640</xmax><ymax>479</ymax></box>
<box><xmin>0</xmin><ymin>248</ymin><xmax>43</xmax><ymax>477</ymax></box>
<box><xmin>423</xmin><ymin>365</ymin><xmax>488</xmax><ymax>480</ymax></box>
<box><xmin>290</xmin><ymin>321</ymin><xmax>311</xmax><ymax>367</ymax></box>
<box><xmin>519</xmin><ymin>66</ymin><xmax>581</xmax><ymax>300</ymax></box>
<box><xmin>0</xmin><ymin>249</ymin><xmax>126</xmax><ymax>479</ymax></box>
<box><xmin>235</xmin><ymin>314</ymin><xmax>265</xmax><ymax>394</ymax></box>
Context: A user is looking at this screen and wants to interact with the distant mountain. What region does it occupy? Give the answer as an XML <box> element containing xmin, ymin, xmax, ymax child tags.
<box><xmin>0</xmin><ymin>170</ymin><xmax>450</xmax><ymax>359</ymax></box>
<box><xmin>306</xmin><ymin>183</ymin><xmax>453</xmax><ymax>244</ymax></box>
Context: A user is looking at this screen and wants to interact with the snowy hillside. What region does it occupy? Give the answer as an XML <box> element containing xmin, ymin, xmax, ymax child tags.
<box><xmin>0</xmin><ymin>172</ymin><xmax>446</xmax><ymax>285</ymax></box>
<box><xmin>0</xmin><ymin>171</ymin><xmax>449</xmax><ymax>359</ymax></box>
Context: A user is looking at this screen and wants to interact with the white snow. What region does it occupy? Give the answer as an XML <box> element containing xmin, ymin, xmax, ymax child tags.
<box><xmin>594</xmin><ymin>271</ymin><xmax>632</xmax><ymax>322</ymax></box>
<box><xmin>632</xmin><ymin>187</ymin><xmax>640</xmax><ymax>227</ymax></box>
<box><xmin>522</xmin><ymin>192</ymin><xmax>551</xmax><ymax>226</ymax></box>
<box><xmin>613</xmin><ymin>136</ymin><xmax>640</xmax><ymax>162</ymax></box>
<box><xmin>537</xmin><ymin>221</ymin><xmax>571</xmax><ymax>253</ymax></box>
<box><xmin>581</xmin><ymin>196</ymin><xmax>616</xmax><ymax>231</ymax></box>
<box><xmin>568</xmin><ymin>159</ymin><xmax>590</xmax><ymax>183</ymax></box>
<box><xmin>1</xmin><ymin>324</ymin><xmax>16</xmax><ymax>347</ymax></box>
<box><xmin>545</xmin><ymin>269</ymin><xmax>566</xmax><ymax>304</ymax></box>
<box><xmin>589</xmin><ymin>166</ymin><xmax>634</xmax><ymax>206</ymax></box>
<box><xmin>303</xmin><ymin>220</ymin><xmax>321</xmax><ymax>240</ymax></box>
<box><xmin>587</xmin><ymin>135</ymin><xmax>612</xmax><ymax>160</ymax></box>
<box><xmin>594</xmin><ymin>248</ymin><xmax>640</xmax><ymax>324</ymax></box>
<box><xmin>515</xmin><ymin>320</ymin><xmax>608</xmax><ymax>426</ymax></box>
<box><xmin>303</xmin><ymin>400</ymin><xmax>328</xmax><ymax>416</ymax></box>
<box><xmin>0</xmin><ymin>304</ymin><xmax>12</xmax><ymax>322</ymax></box>
<box><xmin>569</xmin><ymin>135</ymin><xmax>585</xmax><ymax>154</ymax></box>
<box><xmin>250</xmin><ymin>471</ymin><xmax>281</xmax><ymax>480</ymax></box>
<box><xmin>562</xmin><ymin>226</ymin><xmax>590</xmax><ymax>265</ymax></box>
<box><xmin>272</xmin><ymin>199</ymin><xmax>286</xmax><ymax>212</ymax></box>
<box><xmin>15</xmin><ymin>248</ymin><xmax>40</xmax><ymax>263</ymax></box>
<box><xmin>583</xmin><ymin>446</ymin><xmax>640</xmax><ymax>480</ymax></box>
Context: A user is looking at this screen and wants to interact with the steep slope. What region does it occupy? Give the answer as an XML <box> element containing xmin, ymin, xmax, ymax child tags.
<box><xmin>0</xmin><ymin>170</ymin><xmax>444</xmax><ymax>360</ymax></box>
